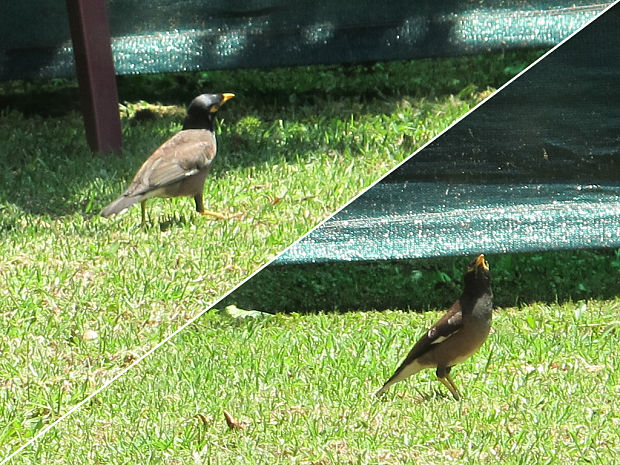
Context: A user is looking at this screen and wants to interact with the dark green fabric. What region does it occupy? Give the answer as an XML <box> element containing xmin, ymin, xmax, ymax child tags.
<box><xmin>276</xmin><ymin>5</ymin><xmax>620</xmax><ymax>264</ymax></box>
<box><xmin>0</xmin><ymin>1</ymin><xmax>613</xmax><ymax>80</ymax></box>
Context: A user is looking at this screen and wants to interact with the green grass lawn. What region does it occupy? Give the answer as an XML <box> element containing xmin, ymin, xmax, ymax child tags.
<box><xmin>0</xmin><ymin>50</ymin><xmax>551</xmax><ymax>459</ymax></box>
<box><xmin>9</xmin><ymin>297</ymin><xmax>619</xmax><ymax>464</ymax></box>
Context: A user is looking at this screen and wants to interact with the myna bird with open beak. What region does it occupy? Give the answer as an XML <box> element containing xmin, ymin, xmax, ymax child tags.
<box><xmin>101</xmin><ymin>92</ymin><xmax>235</xmax><ymax>224</ymax></box>
<box><xmin>375</xmin><ymin>254</ymin><xmax>493</xmax><ymax>400</ymax></box>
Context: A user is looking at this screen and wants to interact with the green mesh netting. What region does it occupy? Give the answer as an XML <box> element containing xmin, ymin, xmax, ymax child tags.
<box><xmin>275</xmin><ymin>6</ymin><xmax>620</xmax><ymax>264</ymax></box>
<box><xmin>0</xmin><ymin>1</ymin><xmax>613</xmax><ymax>80</ymax></box>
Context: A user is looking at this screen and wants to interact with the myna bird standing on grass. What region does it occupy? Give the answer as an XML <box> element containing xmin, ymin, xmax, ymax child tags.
<box><xmin>101</xmin><ymin>93</ymin><xmax>235</xmax><ymax>224</ymax></box>
<box><xmin>375</xmin><ymin>254</ymin><xmax>493</xmax><ymax>400</ymax></box>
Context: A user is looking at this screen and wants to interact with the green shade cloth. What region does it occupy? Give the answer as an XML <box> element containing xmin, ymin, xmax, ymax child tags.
<box><xmin>275</xmin><ymin>5</ymin><xmax>620</xmax><ymax>264</ymax></box>
<box><xmin>277</xmin><ymin>182</ymin><xmax>620</xmax><ymax>263</ymax></box>
<box><xmin>0</xmin><ymin>1</ymin><xmax>612</xmax><ymax>80</ymax></box>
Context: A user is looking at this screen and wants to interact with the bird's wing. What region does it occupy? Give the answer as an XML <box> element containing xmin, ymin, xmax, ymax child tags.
<box><xmin>402</xmin><ymin>300</ymin><xmax>464</xmax><ymax>363</ymax></box>
<box><xmin>124</xmin><ymin>129</ymin><xmax>217</xmax><ymax>197</ymax></box>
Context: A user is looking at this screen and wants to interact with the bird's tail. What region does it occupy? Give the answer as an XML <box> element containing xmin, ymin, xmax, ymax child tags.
<box><xmin>374</xmin><ymin>359</ymin><xmax>423</xmax><ymax>397</ymax></box>
<box><xmin>374</xmin><ymin>379</ymin><xmax>397</xmax><ymax>397</ymax></box>
<box><xmin>374</xmin><ymin>384</ymin><xmax>390</xmax><ymax>397</ymax></box>
<box><xmin>101</xmin><ymin>195</ymin><xmax>139</xmax><ymax>217</ymax></box>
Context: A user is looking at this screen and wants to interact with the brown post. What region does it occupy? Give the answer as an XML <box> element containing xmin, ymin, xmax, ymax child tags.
<box><xmin>66</xmin><ymin>0</ymin><xmax>122</xmax><ymax>154</ymax></box>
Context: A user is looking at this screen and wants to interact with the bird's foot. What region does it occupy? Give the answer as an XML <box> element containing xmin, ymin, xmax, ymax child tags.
<box><xmin>201</xmin><ymin>210</ymin><xmax>245</xmax><ymax>221</ymax></box>
<box><xmin>200</xmin><ymin>210</ymin><xmax>228</xmax><ymax>220</ymax></box>
<box><xmin>438</xmin><ymin>376</ymin><xmax>461</xmax><ymax>401</ymax></box>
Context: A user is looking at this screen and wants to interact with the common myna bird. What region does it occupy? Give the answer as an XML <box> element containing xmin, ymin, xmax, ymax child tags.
<box><xmin>101</xmin><ymin>93</ymin><xmax>235</xmax><ymax>224</ymax></box>
<box><xmin>375</xmin><ymin>254</ymin><xmax>493</xmax><ymax>400</ymax></box>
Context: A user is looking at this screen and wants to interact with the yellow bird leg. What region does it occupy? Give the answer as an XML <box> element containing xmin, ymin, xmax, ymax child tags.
<box><xmin>438</xmin><ymin>376</ymin><xmax>461</xmax><ymax>401</ymax></box>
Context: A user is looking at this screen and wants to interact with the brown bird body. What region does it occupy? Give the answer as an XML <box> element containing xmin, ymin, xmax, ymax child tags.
<box><xmin>101</xmin><ymin>93</ymin><xmax>234</xmax><ymax>223</ymax></box>
<box><xmin>375</xmin><ymin>254</ymin><xmax>493</xmax><ymax>400</ymax></box>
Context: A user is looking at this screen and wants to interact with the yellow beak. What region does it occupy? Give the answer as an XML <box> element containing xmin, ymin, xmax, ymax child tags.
<box><xmin>221</xmin><ymin>93</ymin><xmax>235</xmax><ymax>104</ymax></box>
<box><xmin>475</xmin><ymin>254</ymin><xmax>489</xmax><ymax>271</ymax></box>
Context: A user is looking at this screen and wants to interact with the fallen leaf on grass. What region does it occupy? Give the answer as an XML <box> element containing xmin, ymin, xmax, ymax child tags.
<box><xmin>195</xmin><ymin>413</ymin><xmax>212</xmax><ymax>427</ymax></box>
<box><xmin>444</xmin><ymin>448</ymin><xmax>464</xmax><ymax>459</ymax></box>
<box><xmin>224</xmin><ymin>410</ymin><xmax>245</xmax><ymax>430</ymax></box>
<box><xmin>223</xmin><ymin>305</ymin><xmax>269</xmax><ymax>319</ymax></box>
<box><xmin>81</xmin><ymin>329</ymin><xmax>99</xmax><ymax>342</ymax></box>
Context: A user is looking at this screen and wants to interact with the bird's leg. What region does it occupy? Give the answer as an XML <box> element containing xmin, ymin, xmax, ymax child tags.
<box><xmin>436</xmin><ymin>367</ymin><xmax>460</xmax><ymax>401</ymax></box>
<box><xmin>438</xmin><ymin>377</ymin><xmax>460</xmax><ymax>401</ymax></box>
<box><xmin>445</xmin><ymin>374</ymin><xmax>461</xmax><ymax>400</ymax></box>
<box><xmin>140</xmin><ymin>200</ymin><xmax>147</xmax><ymax>226</ymax></box>
<box><xmin>194</xmin><ymin>194</ymin><xmax>227</xmax><ymax>220</ymax></box>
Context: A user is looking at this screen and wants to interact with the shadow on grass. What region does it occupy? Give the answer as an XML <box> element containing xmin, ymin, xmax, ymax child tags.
<box><xmin>0</xmin><ymin>89</ymin><xmax>453</xmax><ymax>220</ymax></box>
<box><xmin>0</xmin><ymin>49</ymin><xmax>544</xmax><ymax>117</ymax></box>
<box><xmin>0</xmin><ymin>49</ymin><xmax>544</xmax><ymax>220</ymax></box>
<box><xmin>0</xmin><ymin>92</ymin><xmax>401</xmax><ymax>221</ymax></box>
<box><xmin>218</xmin><ymin>249</ymin><xmax>620</xmax><ymax>313</ymax></box>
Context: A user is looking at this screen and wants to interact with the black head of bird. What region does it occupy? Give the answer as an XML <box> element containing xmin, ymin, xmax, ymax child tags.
<box><xmin>464</xmin><ymin>253</ymin><xmax>491</xmax><ymax>297</ymax></box>
<box><xmin>101</xmin><ymin>92</ymin><xmax>235</xmax><ymax>224</ymax></box>
<box><xmin>183</xmin><ymin>93</ymin><xmax>235</xmax><ymax>130</ymax></box>
<box><xmin>374</xmin><ymin>254</ymin><xmax>493</xmax><ymax>400</ymax></box>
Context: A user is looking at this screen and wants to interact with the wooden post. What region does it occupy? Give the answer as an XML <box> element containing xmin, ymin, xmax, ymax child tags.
<box><xmin>66</xmin><ymin>0</ymin><xmax>122</xmax><ymax>154</ymax></box>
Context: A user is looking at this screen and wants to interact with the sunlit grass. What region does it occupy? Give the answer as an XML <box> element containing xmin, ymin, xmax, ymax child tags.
<box><xmin>11</xmin><ymin>298</ymin><xmax>619</xmax><ymax>464</ymax></box>
<box><xmin>0</xmin><ymin>50</ymin><xmax>546</xmax><ymax>459</ymax></box>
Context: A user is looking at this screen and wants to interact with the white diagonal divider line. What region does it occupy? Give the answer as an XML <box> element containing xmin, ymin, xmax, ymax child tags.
<box><xmin>2</xmin><ymin>1</ymin><xmax>618</xmax><ymax>462</ymax></box>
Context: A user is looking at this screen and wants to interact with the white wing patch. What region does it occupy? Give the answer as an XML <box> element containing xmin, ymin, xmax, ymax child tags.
<box><xmin>427</xmin><ymin>310</ymin><xmax>462</xmax><ymax>344</ymax></box>
<box><xmin>429</xmin><ymin>329</ymin><xmax>461</xmax><ymax>345</ymax></box>
<box><xmin>447</xmin><ymin>311</ymin><xmax>462</xmax><ymax>325</ymax></box>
